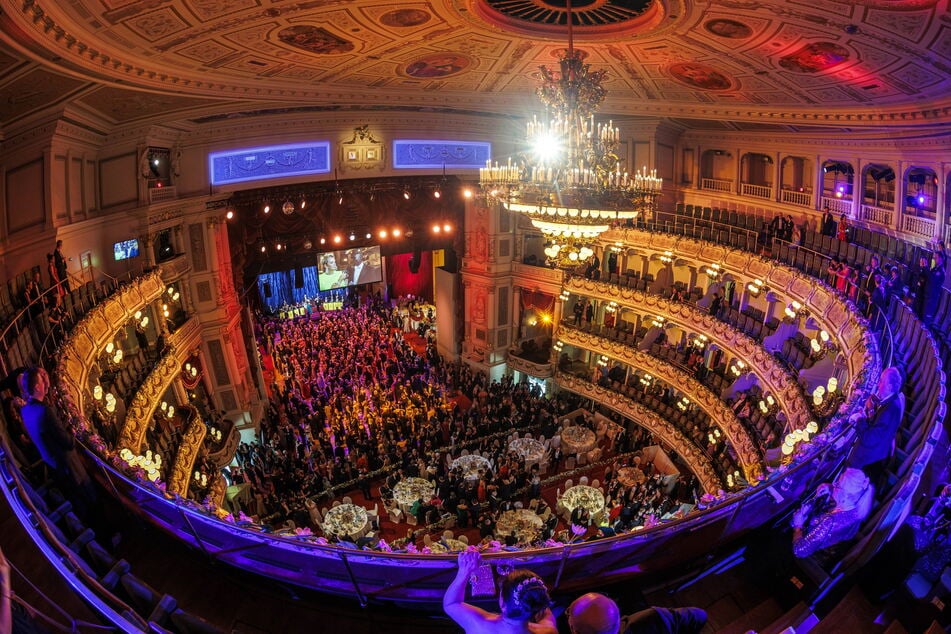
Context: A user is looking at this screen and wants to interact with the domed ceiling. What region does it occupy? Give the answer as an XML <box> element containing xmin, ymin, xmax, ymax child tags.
<box><xmin>0</xmin><ymin>0</ymin><xmax>949</xmax><ymax>129</ymax></box>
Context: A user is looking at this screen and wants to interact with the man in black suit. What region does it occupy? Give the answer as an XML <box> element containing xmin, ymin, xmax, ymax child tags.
<box><xmin>349</xmin><ymin>249</ymin><xmax>381</xmax><ymax>286</ymax></box>
<box><xmin>820</xmin><ymin>206</ymin><xmax>836</xmax><ymax>237</ymax></box>
<box><xmin>846</xmin><ymin>366</ymin><xmax>904</xmax><ymax>488</ymax></box>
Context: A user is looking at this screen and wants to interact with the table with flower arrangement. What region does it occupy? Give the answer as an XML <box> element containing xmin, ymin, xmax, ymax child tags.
<box><xmin>450</xmin><ymin>454</ymin><xmax>492</xmax><ymax>482</ymax></box>
<box><xmin>560</xmin><ymin>485</ymin><xmax>606</xmax><ymax>516</ymax></box>
<box><xmin>560</xmin><ymin>425</ymin><xmax>597</xmax><ymax>455</ymax></box>
<box><xmin>616</xmin><ymin>466</ymin><xmax>646</xmax><ymax>488</ymax></box>
<box><xmin>426</xmin><ymin>538</ymin><xmax>469</xmax><ymax>554</ymax></box>
<box><xmin>321</xmin><ymin>503</ymin><xmax>369</xmax><ymax>539</ymax></box>
<box><xmin>393</xmin><ymin>477</ymin><xmax>436</xmax><ymax>515</ymax></box>
<box><xmin>508</xmin><ymin>438</ymin><xmax>547</xmax><ymax>467</ymax></box>
<box><xmin>494</xmin><ymin>509</ymin><xmax>544</xmax><ymax>543</ymax></box>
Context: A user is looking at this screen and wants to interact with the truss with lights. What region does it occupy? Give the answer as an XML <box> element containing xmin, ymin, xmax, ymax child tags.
<box><xmin>479</xmin><ymin>11</ymin><xmax>662</xmax><ymax>267</ymax></box>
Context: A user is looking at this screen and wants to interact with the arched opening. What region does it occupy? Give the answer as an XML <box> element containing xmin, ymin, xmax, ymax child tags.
<box><xmin>820</xmin><ymin>160</ymin><xmax>854</xmax><ymax>215</ymax></box>
<box><xmin>699</xmin><ymin>149</ymin><xmax>734</xmax><ymax>193</ymax></box>
<box><xmin>779</xmin><ymin>156</ymin><xmax>813</xmax><ymax>207</ymax></box>
<box><xmin>859</xmin><ymin>164</ymin><xmax>895</xmax><ymax>228</ymax></box>
<box><xmin>901</xmin><ymin>167</ymin><xmax>938</xmax><ymax>240</ymax></box>
<box><xmin>740</xmin><ymin>153</ymin><xmax>773</xmax><ymax>199</ymax></box>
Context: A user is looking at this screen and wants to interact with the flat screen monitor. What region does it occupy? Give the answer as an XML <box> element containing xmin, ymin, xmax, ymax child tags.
<box><xmin>317</xmin><ymin>245</ymin><xmax>383</xmax><ymax>291</ymax></box>
<box><xmin>114</xmin><ymin>239</ymin><xmax>140</xmax><ymax>261</ymax></box>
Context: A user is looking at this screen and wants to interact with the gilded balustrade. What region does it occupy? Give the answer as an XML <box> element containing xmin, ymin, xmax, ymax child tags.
<box><xmin>167</xmin><ymin>407</ymin><xmax>208</xmax><ymax>496</ymax></box>
<box><xmin>558</xmin><ymin>327</ymin><xmax>763</xmax><ymax>479</ymax></box>
<box><xmin>116</xmin><ymin>347</ymin><xmax>180</xmax><ymax>452</ymax></box>
<box><xmin>563</xmin><ymin>276</ymin><xmax>815</xmax><ymax>432</ymax></box>
<box><xmin>556</xmin><ymin>372</ymin><xmax>722</xmax><ymax>492</ymax></box>
<box><xmin>55</xmin><ymin>272</ymin><xmax>166</xmax><ymax>415</ymax></box>
<box><xmin>601</xmin><ymin>227</ymin><xmax>877</xmax><ymax>396</ymax></box>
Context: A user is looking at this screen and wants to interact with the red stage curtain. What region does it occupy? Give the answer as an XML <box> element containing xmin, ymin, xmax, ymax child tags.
<box><xmin>521</xmin><ymin>289</ymin><xmax>555</xmax><ymax>313</ymax></box>
<box><xmin>386</xmin><ymin>251</ymin><xmax>433</xmax><ymax>301</ymax></box>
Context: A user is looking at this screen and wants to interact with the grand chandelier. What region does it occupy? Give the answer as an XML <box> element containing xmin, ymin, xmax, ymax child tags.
<box><xmin>479</xmin><ymin>0</ymin><xmax>662</xmax><ymax>268</ymax></box>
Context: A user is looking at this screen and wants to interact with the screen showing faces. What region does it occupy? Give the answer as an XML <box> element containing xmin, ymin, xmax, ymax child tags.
<box><xmin>317</xmin><ymin>245</ymin><xmax>383</xmax><ymax>291</ymax></box>
<box><xmin>114</xmin><ymin>239</ymin><xmax>140</xmax><ymax>261</ymax></box>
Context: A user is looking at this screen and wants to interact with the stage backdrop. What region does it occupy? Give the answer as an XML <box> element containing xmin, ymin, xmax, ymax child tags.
<box><xmin>257</xmin><ymin>265</ymin><xmax>320</xmax><ymax>311</ymax></box>
<box><xmin>386</xmin><ymin>251</ymin><xmax>433</xmax><ymax>301</ymax></box>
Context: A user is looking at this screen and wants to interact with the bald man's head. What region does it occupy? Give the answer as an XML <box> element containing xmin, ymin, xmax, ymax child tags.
<box><xmin>568</xmin><ymin>592</ymin><xmax>621</xmax><ymax>634</ymax></box>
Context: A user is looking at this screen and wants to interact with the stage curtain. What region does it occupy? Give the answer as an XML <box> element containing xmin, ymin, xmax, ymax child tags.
<box><xmin>521</xmin><ymin>290</ymin><xmax>555</xmax><ymax>313</ymax></box>
<box><xmin>257</xmin><ymin>266</ymin><xmax>320</xmax><ymax>311</ymax></box>
<box><xmin>386</xmin><ymin>252</ymin><xmax>433</xmax><ymax>301</ymax></box>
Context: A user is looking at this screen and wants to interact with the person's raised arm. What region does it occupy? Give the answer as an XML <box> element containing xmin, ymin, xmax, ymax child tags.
<box><xmin>443</xmin><ymin>550</ymin><xmax>495</xmax><ymax>632</ymax></box>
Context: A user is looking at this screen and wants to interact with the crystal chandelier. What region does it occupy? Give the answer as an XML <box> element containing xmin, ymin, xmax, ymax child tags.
<box><xmin>479</xmin><ymin>0</ymin><xmax>662</xmax><ymax>267</ymax></box>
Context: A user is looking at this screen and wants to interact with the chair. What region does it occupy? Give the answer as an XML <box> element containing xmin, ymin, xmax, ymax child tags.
<box><xmin>565</xmin><ymin>456</ymin><xmax>576</xmax><ymax>470</ymax></box>
<box><xmin>405</xmin><ymin>512</ymin><xmax>418</xmax><ymax>526</ymax></box>
<box><xmin>458</xmin><ymin>535</ymin><xmax>469</xmax><ymax>545</ymax></box>
<box><xmin>564</xmin><ymin>479</ymin><xmax>574</xmax><ymax>490</ymax></box>
<box><xmin>423</xmin><ymin>534</ymin><xmax>433</xmax><ymax>547</ymax></box>
<box><xmin>388</xmin><ymin>507</ymin><xmax>404</xmax><ymax>524</ymax></box>
<box><xmin>579</xmin><ymin>476</ymin><xmax>589</xmax><ymax>486</ymax></box>
<box><xmin>442</xmin><ymin>530</ymin><xmax>455</xmax><ymax>541</ymax></box>
<box><xmin>577</xmin><ymin>452</ymin><xmax>588</xmax><ymax>466</ymax></box>
<box><xmin>342</xmin><ymin>496</ymin><xmax>352</xmax><ymax>505</ymax></box>
<box><xmin>332</xmin><ymin>500</ymin><xmax>341</xmax><ymax>507</ymax></box>
<box><xmin>591</xmin><ymin>479</ymin><xmax>600</xmax><ymax>489</ymax></box>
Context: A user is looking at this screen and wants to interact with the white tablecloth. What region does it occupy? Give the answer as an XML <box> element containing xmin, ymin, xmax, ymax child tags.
<box><xmin>393</xmin><ymin>477</ymin><xmax>435</xmax><ymax>514</ymax></box>
<box><xmin>450</xmin><ymin>454</ymin><xmax>492</xmax><ymax>481</ymax></box>
<box><xmin>321</xmin><ymin>504</ymin><xmax>368</xmax><ymax>539</ymax></box>
<box><xmin>560</xmin><ymin>425</ymin><xmax>597</xmax><ymax>454</ymax></box>
<box><xmin>495</xmin><ymin>509</ymin><xmax>544</xmax><ymax>542</ymax></box>
<box><xmin>561</xmin><ymin>485</ymin><xmax>606</xmax><ymax>515</ymax></box>
<box><xmin>508</xmin><ymin>438</ymin><xmax>546</xmax><ymax>466</ymax></box>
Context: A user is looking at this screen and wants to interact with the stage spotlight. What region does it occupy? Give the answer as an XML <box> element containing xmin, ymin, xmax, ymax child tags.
<box><xmin>379</xmin><ymin>229</ymin><xmax>388</xmax><ymax>239</ymax></box>
<box><xmin>225</xmin><ymin>210</ymin><xmax>234</xmax><ymax>220</ymax></box>
<box><xmin>463</xmin><ymin>188</ymin><xmax>473</xmax><ymax>199</ymax></box>
<box><xmin>300</xmin><ymin>198</ymin><xmax>307</xmax><ymax>209</ymax></box>
<box><xmin>434</xmin><ymin>189</ymin><xmax>441</xmax><ymax>199</ymax></box>
<box><xmin>282</xmin><ymin>201</ymin><xmax>295</xmax><ymax>215</ymax></box>
<box><xmin>263</xmin><ymin>203</ymin><xmax>270</xmax><ymax>214</ymax></box>
<box><xmin>403</xmin><ymin>189</ymin><xmax>411</xmax><ymax>200</ymax></box>
<box><xmin>366</xmin><ymin>232</ymin><xmax>372</xmax><ymax>239</ymax></box>
<box><xmin>392</xmin><ymin>228</ymin><xmax>402</xmax><ymax>237</ymax></box>
<box><xmin>275</xmin><ymin>243</ymin><xmax>282</xmax><ymax>251</ymax></box>
<box><xmin>443</xmin><ymin>223</ymin><xmax>452</xmax><ymax>232</ymax></box>
<box><xmin>320</xmin><ymin>237</ymin><xmax>326</xmax><ymax>245</ymax></box>
<box><xmin>303</xmin><ymin>239</ymin><xmax>313</xmax><ymax>250</ymax></box>
<box><xmin>333</xmin><ymin>235</ymin><xmax>342</xmax><ymax>244</ymax></box>
<box><xmin>349</xmin><ymin>231</ymin><xmax>356</xmax><ymax>241</ymax></box>
<box><xmin>432</xmin><ymin>224</ymin><xmax>441</xmax><ymax>233</ymax></box>
<box><xmin>260</xmin><ymin>244</ymin><xmax>267</xmax><ymax>253</ymax></box>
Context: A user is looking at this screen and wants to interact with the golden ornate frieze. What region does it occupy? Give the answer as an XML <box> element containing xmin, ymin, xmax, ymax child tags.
<box><xmin>558</xmin><ymin>327</ymin><xmax>762</xmax><ymax>477</ymax></box>
<box><xmin>158</xmin><ymin>254</ymin><xmax>192</xmax><ymax>281</ymax></box>
<box><xmin>556</xmin><ymin>372</ymin><xmax>722</xmax><ymax>492</ymax></box>
<box><xmin>563</xmin><ymin>276</ymin><xmax>814</xmax><ymax>431</ymax></box>
<box><xmin>117</xmin><ymin>347</ymin><xmax>180</xmax><ymax>452</ymax></box>
<box><xmin>506</xmin><ymin>354</ymin><xmax>554</xmax><ymax>379</ymax></box>
<box><xmin>55</xmin><ymin>272</ymin><xmax>166</xmax><ymax>415</ymax></box>
<box><xmin>599</xmin><ymin>228</ymin><xmax>880</xmax><ymax>418</ymax></box>
<box><xmin>168</xmin><ymin>409</ymin><xmax>208</xmax><ymax>496</ymax></box>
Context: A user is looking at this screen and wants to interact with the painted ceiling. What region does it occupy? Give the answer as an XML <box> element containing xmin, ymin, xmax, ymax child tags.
<box><xmin>0</xmin><ymin>0</ymin><xmax>949</xmax><ymax>130</ymax></box>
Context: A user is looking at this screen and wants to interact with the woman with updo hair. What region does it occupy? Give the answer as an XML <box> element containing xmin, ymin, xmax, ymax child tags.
<box><xmin>444</xmin><ymin>550</ymin><xmax>557</xmax><ymax>633</ymax></box>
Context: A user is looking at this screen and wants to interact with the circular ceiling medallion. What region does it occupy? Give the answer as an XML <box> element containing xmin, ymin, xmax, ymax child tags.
<box><xmin>475</xmin><ymin>0</ymin><xmax>665</xmax><ymax>38</ymax></box>
<box><xmin>668</xmin><ymin>63</ymin><xmax>734</xmax><ymax>91</ymax></box>
<box><xmin>380</xmin><ymin>9</ymin><xmax>432</xmax><ymax>27</ymax></box>
<box><xmin>403</xmin><ymin>53</ymin><xmax>472</xmax><ymax>78</ymax></box>
<box><xmin>704</xmin><ymin>19</ymin><xmax>753</xmax><ymax>40</ymax></box>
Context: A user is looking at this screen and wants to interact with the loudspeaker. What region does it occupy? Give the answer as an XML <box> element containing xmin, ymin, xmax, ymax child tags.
<box><xmin>263</xmin><ymin>282</ymin><xmax>272</xmax><ymax>298</ymax></box>
<box><xmin>294</xmin><ymin>264</ymin><xmax>304</xmax><ymax>288</ymax></box>
<box><xmin>441</xmin><ymin>246</ymin><xmax>458</xmax><ymax>274</ymax></box>
<box><xmin>408</xmin><ymin>248</ymin><xmax>421</xmax><ymax>274</ymax></box>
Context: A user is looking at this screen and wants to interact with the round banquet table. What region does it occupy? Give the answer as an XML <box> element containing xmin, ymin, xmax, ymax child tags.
<box><xmin>321</xmin><ymin>504</ymin><xmax>369</xmax><ymax>539</ymax></box>
<box><xmin>508</xmin><ymin>438</ymin><xmax>546</xmax><ymax>466</ymax></box>
<box><xmin>616</xmin><ymin>466</ymin><xmax>646</xmax><ymax>488</ymax></box>
<box><xmin>450</xmin><ymin>454</ymin><xmax>492</xmax><ymax>481</ymax></box>
<box><xmin>427</xmin><ymin>538</ymin><xmax>468</xmax><ymax>553</ymax></box>
<box><xmin>560</xmin><ymin>425</ymin><xmax>597</xmax><ymax>454</ymax></box>
<box><xmin>494</xmin><ymin>509</ymin><xmax>544</xmax><ymax>542</ymax></box>
<box><xmin>560</xmin><ymin>485</ymin><xmax>606</xmax><ymax>516</ymax></box>
<box><xmin>393</xmin><ymin>477</ymin><xmax>435</xmax><ymax>514</ymax></box>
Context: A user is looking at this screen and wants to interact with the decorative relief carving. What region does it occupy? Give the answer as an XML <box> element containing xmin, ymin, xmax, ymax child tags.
<box><xmin>564</xmin><ymin>276</ymin><xmax>813</xmax><ymax>430</ymax></box>
<box><xmin>168</xmin><ymin>411</ymin><xmax>207</xmax><ymax>496</ymax></box>
<box><xmin>557</xmin><ymin>327</ymin><xmax>762</xmax><ymax>475</ymax></box>
<box><xmin>556</xmin><ymin>372</ymin><xmax>722</xmax><ymax>493</ymax></box>
<box><xmin>117</xmin><ymin>348</ymin><xmax>180</xmax><ymax>452</ymax></box>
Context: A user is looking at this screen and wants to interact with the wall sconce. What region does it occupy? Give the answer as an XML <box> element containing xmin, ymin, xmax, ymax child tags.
<box><xmin>677</xmin><ymin>397</ymin><xmax>691</xmax><ymax>411</ymax></box>
<box><xmin>639</xmin><ymin>373</ymin><xmax>653</xmax><ymax>386</ymax></box>
<box><xmin>134</xmin><ymin>310</ymin><xmax>142</xmax><ymax>320</ymax></box>
<box><xmin>659</xmin><ymin>251</ymin><xmax>673</xmax><ymax>265</ymax></box>
<box><xmin>810</xmin><ymin>338</ymin><xmax>821</xmax><ymax>353</ymax></box>
<box><xmin>104</xmin><ymin>392</ymin><xmax>117</xmax><ymax>414</ymax></box>
<box><xmin>605</xmin><ymin>301</ymin><xmax>618</xmax><ymax>314</ymax></box>
<box><xmin>650</xmin><ymin>315</ymin><xmax>665</xmax><ymax>328</ymax></box>
<box><xmin>705</xmin><ymin>263</ymin><xmax>721</xmax><ymax>279</ymax></box>
<box><xmin>553</xmin><ymin>340</ymin><xmax>564</xmax><ymax>352</ymax></box>
<box><xmin>784</xmin><ymin>300</ymin><xmax>807</xmax><ymax>319</ymax></box>
<box><xmin>93</xmin><ymin>384</ymin><xmax>103</xmax><ymax>401</ymax></box>
<box><xmin>819</xmin><ymin>330</ymin><xmax>830</xmax><ymax>343</ymax></box>
<box><xmin>140</xmin><ymin>316</ymin><xmax>149</xmax><ymax>328</ymax></box>
<box><xmin>559</xmin><ymin>290</ymin><xmax>571</xmax><ymax>302</ymax></box>
<box><xmin>827</xmin><ymin>377</ymin><xmax>838</xmax><ymax>393</ymax></box>
<box><xmin>746</xmin><ymin>278</ymin><xmax>765</xmax><ymax>296</ymax></box>
<box><xmin>730</xmin><ymin>360</ymin><xmax>746</xmax><ymax>376</ymax></box>
<box><xmin>105</xmin><ymin>341</ymin><xmax>115</xmax><ymax>355</ymax></box>
<box><xmin>596</xmin><ymin>355</ymin><xmax>609</xmax><ymax>367</ymax></box>
<box><xmin>691</xmin><ymin>334</ymin><xmax>708</xmax><ymax>349</ymax></box>
<box><xmin>610</xmin><ymin>242</ymin><xmax>623</xmax><ymax>253</ymax></box>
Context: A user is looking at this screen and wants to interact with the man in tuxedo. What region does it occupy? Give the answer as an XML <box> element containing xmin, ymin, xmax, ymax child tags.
<box><xmin>847</xmin><ymin>366</ymin><xmax>904</xmax><ymax>488</ymax></box>
<box><xmin>349</xmin><ymin>248</ymin><xmax>381</xmax><ymax>286</ymax></box>
<box><xmin>820</xmin><ymin>205</ymin><xmax>836</xmax><ymax>236</ymax></box>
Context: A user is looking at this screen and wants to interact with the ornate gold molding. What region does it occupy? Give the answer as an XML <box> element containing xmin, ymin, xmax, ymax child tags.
<box><xmin>564</xmin><ymin>276</ymin><xmax>816</xmax><ymax>432</ymax></box>
<box><xmin>556</xmin><ymin>372</ymin><xmax>722</xmax><ymax>492</ymax></box>
<box><xmin>55</xmin><ymin>272</ymin><xmax>166</xmax><ymax>415</ymax></box>
<box><xmin>507</xmin><ymin>354</ymin><xmax>554</xmax><ymax>378</ymax></box>
<box><xmin>598</xmin><ymin>228</ymin><xmax>880</xmax><ymax>420</ymax></box>
<box><xmin>558</xmin><ymin>327</ymin><xmax>762</xmax><ymax>477</ymax></box>
<box><xmin>117</xmin><ymin>348</ymin><xmax>180</xmax><ymax>452</ymax></box>
<box><xmin>167</xmin><ymin>409</ymin><xmax>208</xmax><ymax>496</ymax></box>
